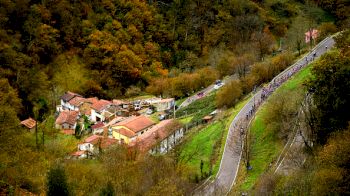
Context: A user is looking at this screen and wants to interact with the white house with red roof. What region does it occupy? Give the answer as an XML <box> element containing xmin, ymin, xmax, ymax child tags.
<box><xmin>129</xmin><ymin>119</ymin><xmax>184</xmax><ymax>154</ymax></box>
<box><xmin>90</xmin><ymin>99</ymin><xmax>114</xmax><ymax>123</ymax></box>
<box><xmin>58</xmin><ymin>91</ymin><xmax>83</xmax><ymax>111</ymax></box>
<box><xmin>77</xmin><ymin>134</ymin><xmax>118</xmax><ymax>155</ymax></box>
<box><xmin>111</xmin><ymin>115</ymin><xmax>155</xmax><ymax>144</ymax></box>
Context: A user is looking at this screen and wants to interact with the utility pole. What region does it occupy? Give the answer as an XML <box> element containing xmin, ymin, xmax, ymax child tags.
<box><xmin>35</xmin><ymin>119</ymin><xmax>39</xmax><ymax>150</ymax></box>
<box><xmin>173</xmin><ymin>103</ymin><xmax>176</xmax><ymax>119</ymax></box>
<box><xmin>42</xmin><ymin>122</ymin><xmax>44</xmax><ymax>150</ymax></box>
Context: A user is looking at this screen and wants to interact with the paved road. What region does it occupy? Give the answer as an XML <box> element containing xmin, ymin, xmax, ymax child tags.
<box><xmin>194</xmin><ymin>36</ymin><xmax>335</xmax><ymax>195</ymax></box>
<box><xmin>178</xmin><ymin>76</ymin><xmax>235</xmax><ymax>109</ymax></box>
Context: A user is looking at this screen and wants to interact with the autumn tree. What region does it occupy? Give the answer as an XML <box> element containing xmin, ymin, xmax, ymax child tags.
<box><xmin>216</xmin><ymin>80</ymin><xmax>243</xmax><ymax>108</ymax></box>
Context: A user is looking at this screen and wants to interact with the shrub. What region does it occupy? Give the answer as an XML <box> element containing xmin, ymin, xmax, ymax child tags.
<box><xmin>216</xmin><ymin>80</ymin><xmax>243</xmax><ymax>108</ymax></box>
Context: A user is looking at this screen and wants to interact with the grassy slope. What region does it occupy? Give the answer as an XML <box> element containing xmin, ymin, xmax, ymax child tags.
<box><xmin>179</xmin><ymin>94</ymin><xmax>252</xmax><ymax>178</ymax></box>
<box><xmin>236</xmin><ymin>65</ymin><xmax>313</xmax><ymax>192</ymax></box>
<box><xmin>180</xmin><ymin>122</ymin><xmax>225</xmax><ymax>176</ymax></box>
<box><xmin>212</xmin><ymin>95</ymin><xmax>252</xmax><ymax>175</ymax></box>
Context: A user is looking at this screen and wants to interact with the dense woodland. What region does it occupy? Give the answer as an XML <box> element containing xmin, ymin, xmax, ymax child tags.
<box><xmin>1</xmin><ymin>0</ymin><xmax>347</xmax><ymax>118</ymax></box>
<box><xmin>0</xmin><ymin>0</ymin><xmax>350</xmax><ymax>195</ymax></box>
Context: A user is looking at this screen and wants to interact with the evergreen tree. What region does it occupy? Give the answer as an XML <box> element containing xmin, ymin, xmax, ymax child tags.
<box><xmin>46</xmin><ymin>164</ymin><xmax>69</xmax><ymax>196</ymax></box>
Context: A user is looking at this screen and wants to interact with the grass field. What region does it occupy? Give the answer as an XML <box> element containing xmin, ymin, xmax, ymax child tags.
<box><xmin>235</xmin><ymin>63</ymin><xmax>314</xmax><ymax>192</ymax></box>
<box><xmin>180</xmin><ymin>121</ymin><xmax>225</xmax><ymax>177</ymax></box>
<box><xmin>178</xmin><ymin>93</ymin><xmax>253</xmax><ymax>180</ymax></box>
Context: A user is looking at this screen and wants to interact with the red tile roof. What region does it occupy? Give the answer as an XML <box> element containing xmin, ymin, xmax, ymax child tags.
<box><xmin>130</xmin><ymin>119</ymin><xmax>176</xmax><ymax>152</ymax></box>
<box><xmin>91</xmin><ymin>122</ymin><xmax>104</xmax><ymax>130</ymax></box>
<box><xmin>55</xmin><ymin>110</ymin><xmax>79</xmax><ymax>125</ymax></box>
<box><xmin>115</xmin><ymin>128</ymin><xmax>136</xmax><ymax>138</ymax></box>
<box><xmin>20</xmin><ymin>117</ymin><xmax>36</xmax><ymax>129</ymax></box>
<box><xmin>84</xmin><ymin>135</ymin><xmax>101</xmax><ymax>143</ymax></box>
<box><xmin>91</xmin><ymin>99</ymin><xmax>111</xmax><ymax>112</ymax></box>
<box><xmin>68</xmin><ymin>96</ymin><xmax>85</xmax><ymax>107</ymax></box>
<box><xmin>61</xmin><ymin>91</ymin><xmax>82</xmax><ymax>102</ymax></box>
<box><xmin>105</xmin><ymin>116</ymin><xmax>126</xmax><ymax>127</ymax></box>
<box><xmin>84</xmin><ymin>135</ymin><xmax>118</xmax><ymax>148</ymax></box>
<box><xmin>85</xmin><ymin>97</ymin><xmax>99</xmax><ymax>104</ymax></box>
<box><xmin>71</xmin><ymin>150</ymin><xmax>87</xmax><ymax>156</ymax></box>
<box><xmin>114</xmin><ymin>115</ymin><xmax>155</xmax><ymax>133</ymax></box>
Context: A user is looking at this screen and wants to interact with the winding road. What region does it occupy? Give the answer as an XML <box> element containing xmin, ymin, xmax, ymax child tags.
<box><xmin>194</xmin><ymin>36</ymin><xmax>335</xmax><ymax>195</ymax></box>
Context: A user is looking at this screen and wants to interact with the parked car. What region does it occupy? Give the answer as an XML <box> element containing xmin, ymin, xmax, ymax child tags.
<box><xmin>146</xmin><ymin>108</ymin><xmax>153</xmax><ymax>115</ymax></box>
<box><xmin>214</xmin><ymin>82</ymin><xmax>224</xmax><ymax>90</ymax></box>
<box><xmin>214</xmin><ymin>80</ymin><xmax>224</xmax><ymax>89</ymax></box>
<box><xmin>159</xmin><ymin>114</ymin><xmax>166</xmax><ymax>121</ymax></box>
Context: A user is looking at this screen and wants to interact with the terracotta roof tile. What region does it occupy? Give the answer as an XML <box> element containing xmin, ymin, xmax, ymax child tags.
<box><xmin>115</xmin><ymin>128</ymin><xmax>136</xmax><ymax>138</ymax></box>
<box><xmin>84</xmin><ymin>135</ymin><xmax>101</xmax><ymax>144</ymax></box>
<box><xmin>55</xmin><ymin>110</ymin><xmax>79</xmax><ymax>125</ymax></box>
<box><xmin>61</xmin><ymin>91</ymin><xmax>82</xmax><ymax>102</ymax></box>
<box><xmin>91</xmin><ymin>99</ymin><xmax>111</xmax><ymax>112</ymax></box>
<box><xmin>84</xmin><ymin>135</ymin><xmax>118</xmax><ymax>148</ymax></box>
<box><xmin>130</xmin><ymin>119</ymin><xmax>174</xmax><ymax>151</ymax></box>
<box><xmin>105</xmin><ymin>116</ymin><xmax>125</xmax><ymax>127</ymax></box>
<box><xmin>114</xmin><ymin>115</ymin><xmax>155</xmax><ymax>133</ymax></box>
<box><xmin>85</xmin><ymin>97</ymin><xmax>99</xmax><ymax>104</ymax></box>
<box><xmin>72</xmin><ymin>150</ymin><xmax>87</xmax><ymax>156</ymax></box>
<box><xmin>20</xmin><ymin>118</ymin><xmax>36</xmax><ymax>129</ymax></box>
<box><xmin>68</xmin><ymin>96</ymin><xmax>85</xmax><ymax>107</ymax></box>
<box><xmin>91</xmin><ymin>122</ymin><xmax>104</xmax><ymax>130</ymax></box>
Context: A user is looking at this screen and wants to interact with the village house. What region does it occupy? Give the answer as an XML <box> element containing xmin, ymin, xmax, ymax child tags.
<box><xmin>58</xmin><ymin>91</ymin><xmax>83</xmax><ymax>111</ymax></box>
<box><xmin>111</xmin><ymin>115</ymin><xmax>155</xmax><ymax>144</ymax></box>
<box><xmin>152</xmin><ymin>98</ymin><xmax>175</xmax><ymax>112</ymax></box>
<box><xmin>90</xmin><ymin>99</ymin><xmax>117</xmax><ymax>123</ymax></box>
<box><xmin>68</xmin><ymin>96</ymin><xmax>86</xmax><ymax>111</ymax></box>
<box><xmin>55</xmin><ymin>110</ymin><xmax>79</xmax><ymax>129</ymax></box>
<box><xmin>129</xmin><ymin>119</ymin><xmax>184</xmax><ymax>154</ymax></box>
<box><xmin>76</xmin><ymin>134</ymin><xmax>118</xmax><ymax>156</ymax></box>
<box><xmin>20</xmin><ymin>117</ymin><xmax>36</xmax><ymax>131</ymax></box>
<box><xmin>79</xmin><ymin>97</ymin><xmax>98</xmax><ymax>119</ymax></box>
<box><xmin>71</xmin><ymin>150</ymin><xmax>92</xmax><ymax>159</ymax></box>
<box><xmin>91</xmin><ymin>122</ymin><xmax>105</xmax><ymax>135</ymax></box>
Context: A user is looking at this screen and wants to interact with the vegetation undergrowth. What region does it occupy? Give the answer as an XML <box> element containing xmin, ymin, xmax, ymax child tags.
<box><xmin>179</xmin><ymin>122</ymin><xmax>225</xmax><ymax>180</ymax></box>
<box><xmin>175</xmin><ymin>93</ymin><xmax>216</xmax><ymax>123</ymax></box>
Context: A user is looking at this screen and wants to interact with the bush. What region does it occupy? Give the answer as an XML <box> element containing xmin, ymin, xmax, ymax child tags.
<box><xmin>47</xmin><ymin>164</ymin><xmax>69</xmax><ymax>196</ymax></box>
<box><xmin>216</xmin><ymin>80</ymin><xmax>243</xmax><ymax>108</ymax></box>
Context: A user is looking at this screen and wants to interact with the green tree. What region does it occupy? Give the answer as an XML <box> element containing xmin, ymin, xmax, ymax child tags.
<box><xmin>308</xmin><ymin>50</ymin><xmax>350</xmax><ymax>144</ymax></box>
<box><xmin>47</xmin><ymin>164</ymin><xmax>69</xmax><ymax>196</ymax></box>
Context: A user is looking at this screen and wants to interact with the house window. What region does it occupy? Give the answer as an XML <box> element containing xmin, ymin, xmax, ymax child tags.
<box><xmin>141</xmin><ymin>131</ymin><xmax>144</xmax><ymax>134</ymax></box>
